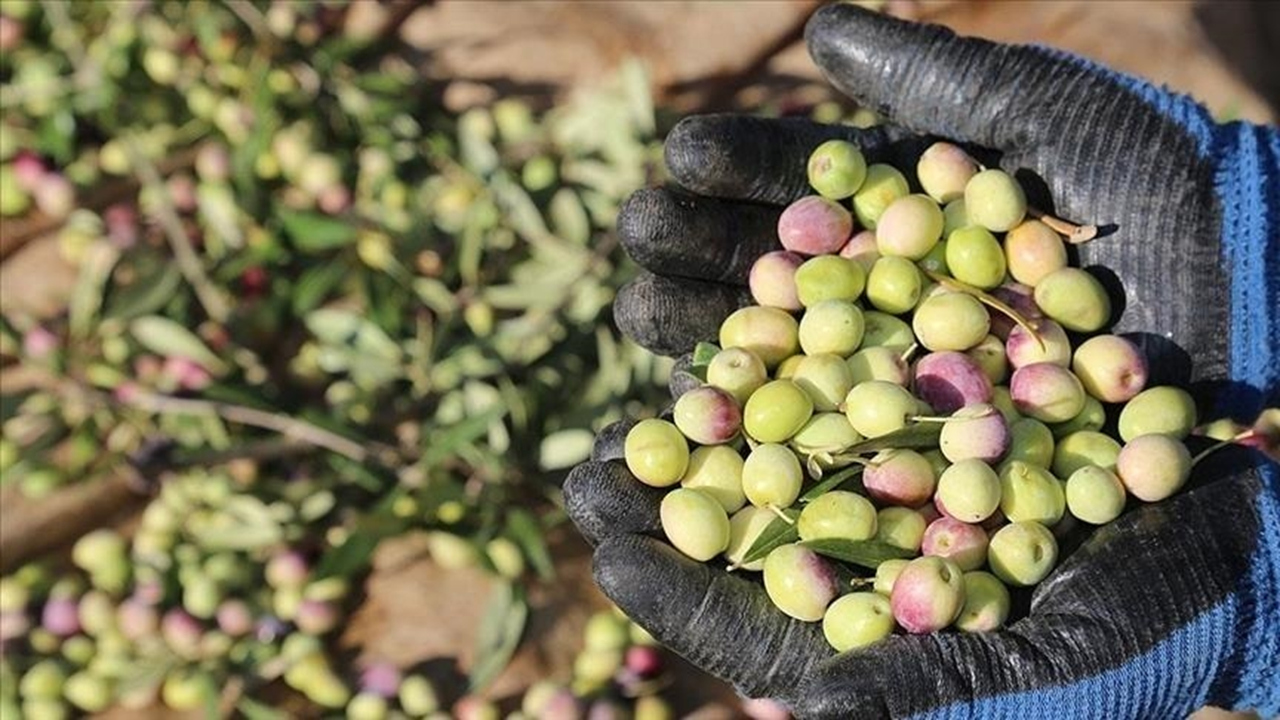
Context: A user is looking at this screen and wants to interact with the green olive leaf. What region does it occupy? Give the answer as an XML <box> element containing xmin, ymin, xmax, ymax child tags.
<box><xmin>799</xmin><ymin>465</ymin><xmax>864</xmax><ymax>503</ymax></box>
<box><xmin>740</xmin><ymin>509</ymin><xmax>801</xmax><ymax>565</ymax></box>
<box><xmin>799</xmin><ymin>538</ymin><xmax>916</xmax><ymax>569</ymax></box>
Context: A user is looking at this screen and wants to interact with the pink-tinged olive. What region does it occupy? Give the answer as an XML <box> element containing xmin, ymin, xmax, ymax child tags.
<box><xmin>795</xmin><ymin>255</ymin><xmax>866</xmax><ymax>306</ymax></box>
<box><xmin>791</xmin><ymin>412</ymin><xmax>862</xmax><ymax>457</ymax></box>
<box><xmin>742</xmin><ymin>443</ymin><xmax>804</xmax><ymax>509</ymax></box>
<box><xmin>890</xmin><ymin>556</ymin><xmax>966</xmax><ymax>633</ymax></box>
<box><xmin>940</xmin><ymin>403</ymin><xmax>1010</xmax><ymax>464</ymax></box>
<box><xmin>844</xmin><ymin>380</ymin><xmax>918</xmax><ymax>437</ymax></box>
<box><xmin>864</xmin><ymin>449</ymin><xmax>937</xmax><ymax>507</ymax></box>
<box><xmin>1050</xmin><ymin>395</ymin><xmax>1107</xmax><ymax>439</ymax></box>
<box><xmin>660</xmin><ymin>488</ymin><xmax>731</xmax><ymax>561</ymax></box>
<box><xmin>946</xmin><ymin>226</ymin><xmax>1007</xmax><ymax>289</ymax></box>
<box><xmin>296</xmin><ymin>599</ymin><xmax>340</xmax><ymax>635</ymax></box>
<box><xmin>866</xmin><ymin>256</ymin><xmax>923</xmax><ymax>315</ymax></box>
<box><xmin>778</xmin><ymin>195</ymin><xmax>854</xmax><ymax>255</ymax></box>
<box><xmin>1072</xmin><ymin>334</ymin><xmax>1148</xmax><ymax>403</ymax></box>
<box><xmin>799</xmin><ymin>300</ymin><xmax>864</xmax><ymax>356</ymax></box>
<box><xmin>625</xmin><ymin>419</ymin><xmax>690</xmax><ymax>487</ymax></box>
<box><xmin>921</xmin><ymin>517</ymin><xmax>989</xmax><ymax>571</ymax></box>
<box><xmin>935</xmin><ymin>459</ymin><xmax>1002</xmax><ymax>523</ymax></box>
<box><xmin>876</xmin><ymin>194</ymin><xmax>944</xmax><ymax>260</ymax></box>
<box><xmin>1005</xmin><ymin>318</ymin><xmax>1072</xmax><ymax>369</ymax></box>
<box><xmin>852</xmin><ymin>164</ymin><xmax>910</xmax><ymax>229</ymax></box>
<box><xmin>874</xmin><ymin>558</ymin><xmax>911</xmax><ymax>596</ymax></box>
<box><xmin>626</xmin><ymin>644</ymin><xmax>665</xmax><ymax>678</ymax></box>
<box><xmin>1003</xmin><ymin>220</ymin><xmax>1067</xmax><ymax>287</ymax></box>
<box><xmin>1034</xmin><ymin>267</ymin><xmax>1112</xmax><ymax>332</ymax></box>
<box><xmin>1116</xmin><ymin>434</ymin><xmax>1192</xmax><ymax>502</ymax></box>
<box><xmin>266</xmin><ymin>550</ymin><xmax>310</xmax><ymax>588</ymax></box>
<box><xmin>988</xmin><ymin>281</ymin><xmax>1045</xmax><ymax>340</ymax></box>
<box><xmin>454</xmin><ymin>695</ymin><xmax>501</xmax><ymax>720</ymax></box>
<box><xmin>848</xmin><ymin>346</ymin><xmax>910</xmax><ymax>386</ymax></box>
<box><xmin>215</xmin><ymin>600</ymin><xmax>254</xmax><ymax>637</ymax></box>
<box><xmin>742</xmin><ymin>696</ymin><xmax>788</xmax><ymax>720</ymax></box>
<box><xmin>966</xmin><ymin>334</ymin><xmax>1008</xmax><ymax>384</ymax></box>
<box><xmin>798</xmin><ymin>491</ymin><xmax>878</xmax><ymax>542</ymax></box>
<box><xmin>876</xmin><ymin>507</ymin><xmax>927</xmax><ymax>552</ymax></box>
<box><xmin>707</xmin><ymin>347</ymin><xmax>768</xmax><ymax>404</ymax></box>
<box><xmin>117</xmin><ymin>597</ymin><xmax>159</xmax><ymax>641</ymax></box>
<box><xmin>763</xmin><ymin>544</ymin><xmax>839</xmax><ymax>621</ymax></box>
<box><xmin>861</xmin><ymin>310</ymin><xmax>916</xmax><ymax>350</ymax></box>
<box><xmin>673</xmin><ymin>386</ymin><xmax>742</xmax><ymax>445</ymax></box>
<box><xmin>744</xmin><ymin>379</ymin><xmax>814</xmax><ymax>443</ymax></box>
<box><xmin>1010</xmin><ymin>363</ymin><xmax>1086</xmax><ymax>424</ymax></box>
<box><xmin>964</xmin><ymin>169</ymin><xmax>1026</xmax><ymax>232</ymax></box>
<box><xmin>954</xmin><ymin>571</ymin><xmax>1011</xmax><ymax>632</ymax></box>
<box><xmin>913</xmin><ymin>351</ymin><xmax>994</xmax><ymax>414</ymax></box>
<box><xmin>1007</xmin><ymin>417</ymin><xmax>1055</xmax><ymax>468</ymax></box>
<box><xmin>1118</xmin><ymin>386</ymin><xmax>1197</xmax><ymax>441</ymax></box>
<box><xmin>808</xmin><ymin>139</ymin><xmax>868</xmax><ymax>200</ymax></box>
<box><xmin>794</xmin><ymin>353</ymin><xmax>856</xmax><ymax>412</ymax></box>
<box><xmin>161</xmin><ymin>609</ymin><xmax>203</xmax><ymax>658</ymax></box>
<box><xmin>988</xmin><ymin>521</ymin><xmax>1057</xmax><ymax>586</ymax></box>
<box><xmin>726</xmin><ymin>506</ymin><xmax>776</xmax><ymax>571</ymax></box>
<box><xmin>839</xmin><ymin>229</ymin><xmax>880</xmax><ymax>273</ymax></box>
<box><xmin>681</xmin><ymin>445</ymin><xmax>746</xmax><ymax>513</ymax></box>
<box><xmin>41</xmin><ymin>597</ymin><xmax>80</xmax><ymax>637</ymax></box>
<box><xmin>719</xmin><ymin>306</ymin><xmax>800</xmax><ymax>369</ymax></box>
<box><xmin>1</xmin><ymin>607</ymin><xmax>31</xmax><ymax>640</ymax></box>
<box><xmin>998</xmin><ymin>461</ymin><xmax>1066</xmax><ymax>526</ymax></box>
<box><xmin>1065</xmin><ymin>465</ymin><xmax>1127</xmax><ymax>524</ymax></box>
<box><xmin>749</xmin><ymin>251</ymin><xmax>805</xmax><ymax>310</ymax></box>
<box><xmin>917</xmin><ymin>142</ymin><xmax>979</xmax><ymax>203</ymax></box>
<box><xmin>913</xmin><ymin>292</ymin><xmax>990</xmax><ymax>352</ymax></box>
<box><xmin>823</xmin><ymin>592</ymin><xmax>895</xmax><ymax>651</ymax></box>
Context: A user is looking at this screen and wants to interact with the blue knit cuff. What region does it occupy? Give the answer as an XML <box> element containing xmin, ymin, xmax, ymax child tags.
<box><xmin>1100</xmin><ymin>77</ymin><xmax>1280</xmax><ymax>715</ymax></box>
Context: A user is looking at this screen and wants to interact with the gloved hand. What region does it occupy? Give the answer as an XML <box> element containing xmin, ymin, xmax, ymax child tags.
<box><xmin>566</xmin><ymin>5</ymin><xmax>1279</xmax><ymax>719</ymax></box>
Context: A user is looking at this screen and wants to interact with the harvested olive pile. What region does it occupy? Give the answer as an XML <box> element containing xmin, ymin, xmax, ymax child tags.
<box><xmin>624</xmin><ymin>139</ymin><xmax>1205</xmax><ymax>651</ymax></box>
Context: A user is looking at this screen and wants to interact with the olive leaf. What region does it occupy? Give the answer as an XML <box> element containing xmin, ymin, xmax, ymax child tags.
<box><xmin>469</xmin><ymin>581</ymin><xmax>528</xmax><ymax>691</ymax></box>
<box><xmin>800</xmin><ymin>465</ymin><xmax>865</xmax><ymax>503</ymax></box>
<box><xmin>799</xmin><ymin>538</ymin><xmax>916</xmax><ymax>569</ymax></box>
<box><xmin>740</xmin><ymin>509</ymin><xmax>801</xmax><ymax>565</ymax></box>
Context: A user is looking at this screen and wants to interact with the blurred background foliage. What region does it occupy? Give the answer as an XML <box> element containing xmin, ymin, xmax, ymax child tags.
<box><xmin>0</xmin><ymin>0</ymin><xmax>685</xmax><ymax>716</ymax></box>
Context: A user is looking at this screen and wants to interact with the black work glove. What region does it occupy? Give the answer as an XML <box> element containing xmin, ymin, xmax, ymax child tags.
<box><xmin>567</xmin><ymin>5</ymin><xmax>1280</xmax><ymax>718</ymax></box>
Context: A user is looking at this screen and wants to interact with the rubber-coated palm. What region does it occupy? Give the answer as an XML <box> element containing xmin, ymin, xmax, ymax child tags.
<box><xmin>568</xmin><ymin>5</ymin><xmax>1277</xmax><ymax>717</ymax></box>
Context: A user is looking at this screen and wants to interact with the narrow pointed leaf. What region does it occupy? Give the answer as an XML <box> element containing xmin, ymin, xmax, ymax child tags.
<box><xmin>800</xmin><ymin>538</ymin><xmax>916</xmax><ymax>569</ymax></box>
<box><xmin>741</xmin><ymin>509</ymin><xmax>801</xmax><ymax>565</ymax></box>
<box><xmin>800</xmin><ymin>465</ymin><xmax>864</xmax><ymax>503</ymax></box>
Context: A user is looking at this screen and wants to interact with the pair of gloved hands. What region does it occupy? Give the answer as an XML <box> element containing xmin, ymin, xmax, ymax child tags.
<box><xmin>565</xmin><ymin>5</ymin><xmax>1278</xmax><ymax>719</ymax></box>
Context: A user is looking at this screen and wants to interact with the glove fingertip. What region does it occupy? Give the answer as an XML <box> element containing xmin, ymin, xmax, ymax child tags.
<box><xmin>590</xmin><ymin>419</ymin><xmax>636</xmax><ymax>462</ymax></box>
<box><xmin>614</xmin><ymin>273</ymin><xmax>748</xmax><ymax>357</ymax></box>
<box><xmin>563</xmin><ymin>461</ymin><xmax>663</xmax><ymax>546</ymax></box>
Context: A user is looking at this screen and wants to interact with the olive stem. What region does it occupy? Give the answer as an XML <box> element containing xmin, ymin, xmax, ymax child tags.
<box><xmin>923</xmin><ymin>269</ymin><xmax>1045</xmax><ymax>351</ymax></box>
<box><xmin>1190</xmin><ymin>428</ymin><xmax>1257</xmax><ymax>468</ymax></box>
<box><xmin>766</xmin><ymin>505</ymin><xmax>796</xmax><ymax>525</ymax></box>
<box><xmin>1028</xmin><ymin>207</ymin><xmax>1099</xmax><ymax>244</ymax></box>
